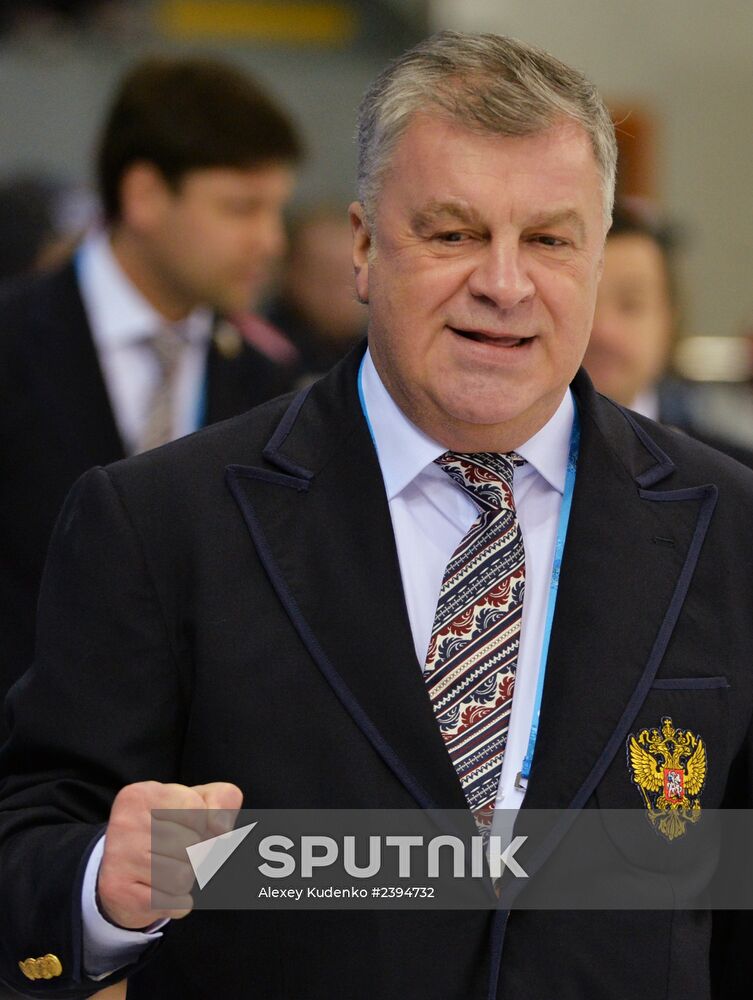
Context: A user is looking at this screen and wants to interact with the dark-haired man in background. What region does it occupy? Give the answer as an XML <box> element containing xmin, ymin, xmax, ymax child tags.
<box><xmin>0</xmin><ymin>56</ymin><xmax>302</xmax><ymax>729</ymax></box>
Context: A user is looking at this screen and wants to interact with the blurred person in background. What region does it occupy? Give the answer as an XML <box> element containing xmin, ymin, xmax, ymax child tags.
<box><xmin>0</xmin><ymin>55</ymin><xmax>302</xmax><ymax>738</ymax></box>
<box><xmin>265</xmin><ymin>206</ymin><xmax>367</xmax><ymax>381</ymax></box>
<box><xmin>584</xmin><ymin>200</ymin><xmax>753</xmax><ymax>466</ymax></box>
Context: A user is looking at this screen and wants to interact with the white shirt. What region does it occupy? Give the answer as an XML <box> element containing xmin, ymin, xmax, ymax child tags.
<box><xmin>82</xmin><ymin>348</ymin><xmax>574</xmax><ymax>977</ymax></box>
<box><xmin>77</xmin><ymin>229</ymin><xmax>214</xmax><ymax>454</ymax></box>
<box><xmin>630</xmin><ymin>388</ymin><xmax>660</xmax><ymax>422</ymax></box>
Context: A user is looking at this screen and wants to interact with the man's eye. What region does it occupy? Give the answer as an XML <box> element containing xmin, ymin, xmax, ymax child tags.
<box><xmin>437</xmin><ymin>231</ymin><xmax>468</xmax><ymax>243</ymax></box>
<box><xmin>223</xmin><ymin>200</ymin><xmax>260</xmax><ymax>215</ymax></box>
<box><xmin>532</xmin><ymin>234</ymin><xmax>567</xmax><ymax>247</ymax></box>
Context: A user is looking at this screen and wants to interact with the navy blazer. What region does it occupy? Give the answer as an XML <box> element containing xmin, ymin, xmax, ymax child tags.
<box><xmin>1</xmin><ymin>348</ymin><xmax>752</xmax><ymax>998</ymax></box>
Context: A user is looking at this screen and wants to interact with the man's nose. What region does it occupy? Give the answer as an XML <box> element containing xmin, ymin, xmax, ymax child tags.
<box><xmin>253</xmin><ymin>211</ymin><xmax>287</xmax><ymax>262</ymax></box>
<box><xmin>466</xmin><ymin>239</ymin><xmax>535</xmax><ymax>309</ymax></box>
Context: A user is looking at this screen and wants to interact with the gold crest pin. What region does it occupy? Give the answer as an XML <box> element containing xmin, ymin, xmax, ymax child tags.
<box><xmin>627</xmin><ymin>716</ymin><xmax>707</xmax><ymax>841</ymax></box>
<box><xmin>213</xmin><ymin>321</ymin><xmax>243</xmax><ymax>360</ymax></box>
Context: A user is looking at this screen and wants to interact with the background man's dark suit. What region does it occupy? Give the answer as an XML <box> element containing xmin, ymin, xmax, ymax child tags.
<box><xmin>0</xmin><ymin>259</ymin><xmax>295</xmax><ymax>738</ymax></box>
<box><xmin>656</xmin><ymin>377</ymin><xmax>753</xmax><ymax>469</ymax></box>
<box><xmin>0</xmin><ymin>348</ymin><xmax>751</xmax><ymax>998</ymax></box>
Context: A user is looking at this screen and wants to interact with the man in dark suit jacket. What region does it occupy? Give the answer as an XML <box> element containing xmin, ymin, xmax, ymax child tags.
<box><xmin>1</xmin><ymin>32</ymin><xmax>751</xmax><ymax>999</ymax></box>
<box><xmin>0</xmin><ymin>56</ymin><xmax>302</xmax><ymax>727</ymax></box>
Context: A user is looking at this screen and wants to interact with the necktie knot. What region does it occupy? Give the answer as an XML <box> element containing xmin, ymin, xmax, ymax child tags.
<box><xmin>436</xmin><ymin>451</ymin><xmax>524</xmax><ymax>513</ymax></box>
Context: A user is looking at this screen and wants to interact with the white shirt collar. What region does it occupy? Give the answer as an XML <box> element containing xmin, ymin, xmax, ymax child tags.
<box><xmin>77</xmin><ymin>228</ymin><xmax>213</xmax><ymax>352</ymax></box>
<box><xmin>359</xmin><ymin>348</ymin><xmax>574</xmax><ymax>500</ymax></box>
<box><xmin>630</xmin><ymin>388</ymin><xmax>660</xmax><ymax>421</ymax></box>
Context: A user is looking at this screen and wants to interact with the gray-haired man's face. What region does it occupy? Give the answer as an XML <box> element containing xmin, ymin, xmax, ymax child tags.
<box><xmin>350</xmin><ymin>113</ymin><xmax>606</xmax><ymax>452</ymax></box>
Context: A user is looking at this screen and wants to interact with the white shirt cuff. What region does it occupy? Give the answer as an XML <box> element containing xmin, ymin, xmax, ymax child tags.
<box><xmin>82</xmin><ymin>833</ymin><xmax>168</xmax><ymax>981</ymax></box>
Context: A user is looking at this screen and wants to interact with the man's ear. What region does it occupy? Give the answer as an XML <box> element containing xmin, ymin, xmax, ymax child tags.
<box><xmin>119</xmin><ymin>162</ymin><xmax>173</xmax><ymax>233</ymax></box>
<box><xmin>349</xmin><ymin>201</ymin><xmax>371</xmax><ymax>304</ymax></box>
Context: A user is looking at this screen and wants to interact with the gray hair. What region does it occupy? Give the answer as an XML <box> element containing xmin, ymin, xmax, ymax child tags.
<box><xmin>356</xmin><ymin>31</ymin><xmax>617</xmax><ymax>228</ymax></box>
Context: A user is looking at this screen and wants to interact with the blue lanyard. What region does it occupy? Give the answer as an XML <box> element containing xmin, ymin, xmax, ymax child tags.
<box><xmin>195</xmin><ymin>372</ymin><xmax>208</xmax><ymax>430</ymax></box>
<box><xmin>515</xmin><ymin>407</ymin><xmax>580</xmax><ymax>788</ymax></box>
<box><xmin>357</xmin><ymin>355</ymin><xmax>377</xmax><ymax>446</ymax></box>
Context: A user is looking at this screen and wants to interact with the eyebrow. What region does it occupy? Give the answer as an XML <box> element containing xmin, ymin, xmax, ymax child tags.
<box><xmin>524</xmin><ymin>210</ymin><xmax>586</xmax><ymax>243</ymax></box>
<box><xmin>410</xmin><ymin>203</ymin><xmax>589</xmax><ymax>242</ymax></box>
<box><xmin>410</xmin><ymin>201</ymin><xmax>485</xmax><ymax>231</ymax></box>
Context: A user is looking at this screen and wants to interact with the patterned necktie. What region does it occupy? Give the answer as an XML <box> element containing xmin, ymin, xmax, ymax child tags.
<box><xmin>424</xmin><ymin>451</ymin><xmax>526</xmax><ymax>837</ymax></box>
<box><xmin>136</xmin><ymin>328</ymin><xmax>185</xmax><ymax>454</ymax></box>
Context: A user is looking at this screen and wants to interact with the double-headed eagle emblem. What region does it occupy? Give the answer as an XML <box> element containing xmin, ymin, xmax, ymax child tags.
<box><xmin>627</xmin><ymin>716</ymin><xmax>706</xmax><ymax>841</ymax></box>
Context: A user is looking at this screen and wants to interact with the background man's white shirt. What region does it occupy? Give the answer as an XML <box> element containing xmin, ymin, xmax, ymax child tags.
<box><xmin>77</xmin><ymin>229</ymin><xmax>213</xmax><ymax>453</ymax></box>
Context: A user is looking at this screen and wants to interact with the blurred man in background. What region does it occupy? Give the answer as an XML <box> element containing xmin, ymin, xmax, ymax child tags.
<box><xmin>0</xmin><ymin>55</ymin><xmax>302</xmax><ymax>737</ymax></box>
<box><xmin>265</xmin><ymin>206</ymin><xmax>367</xmax><ymax>382</ymax></box>
<box><xmin>584</xmin><ymin>200</ymin><xmax>753</xmax><ymax>466</ymax></box>
<box><xmin>584</xmin><ymin>201</ymin><xmax>679</xmax><ymax>415</ymax></box>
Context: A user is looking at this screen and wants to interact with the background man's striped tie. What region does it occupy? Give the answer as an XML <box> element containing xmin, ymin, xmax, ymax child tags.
<box><xmin>136</xmin><ymin>328</ymin><xmax>185</xmax><ymax>454</ymax></box>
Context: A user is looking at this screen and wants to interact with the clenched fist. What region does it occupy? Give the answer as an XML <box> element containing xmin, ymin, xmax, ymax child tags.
<box><xmin>97</xmin><ymin>780</ymin><xmax>243</xmax><ymax>930</ymax></box>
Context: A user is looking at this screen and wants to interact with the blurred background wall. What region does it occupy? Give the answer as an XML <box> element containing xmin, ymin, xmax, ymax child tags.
<box><xmin>0</xmin><ymin>0</ymin><xmax>750</xmax><ymax>342</ymax></box>
<box><xmin>0</xmin><ymin>1</ymin><xmax>421</xmax><ymax>209</ymax></box>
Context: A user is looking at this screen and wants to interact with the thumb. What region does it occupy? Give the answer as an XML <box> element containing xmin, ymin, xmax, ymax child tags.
<box><xmin>193</xmin><ymin>782</ymin><xmax>244</xmax><ymax>837</ymax></box>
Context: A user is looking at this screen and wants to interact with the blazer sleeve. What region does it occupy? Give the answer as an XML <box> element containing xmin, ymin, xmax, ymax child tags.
<box><xmin>0</xmin><ymin>466</ymin><xmax>188</xmax><ymax>997</ymax></box>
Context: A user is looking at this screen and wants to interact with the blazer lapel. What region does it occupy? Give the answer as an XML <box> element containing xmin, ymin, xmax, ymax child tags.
<box><xmin>522</xmin><ymin>375</ymin><xmax>717</xmax><ymax>814</ymax></box>
<box><xmin>226</xmin><ymin>350</ymin><xmax>469</xmax><ymax>813</ymax></box>
<box><xmin>488</xmin><ymin>377</ymin><xmax>720</xmax><ymax>991</ymax></box>
<box><xmin>203</xmin><ymin>320</ymin><xmax>252</xmax><ymax>424</ymax></box>
<box><xmin>479</xmin><ymin>371</ymin><xmax>717</xmax><ymax>964</ymax></box>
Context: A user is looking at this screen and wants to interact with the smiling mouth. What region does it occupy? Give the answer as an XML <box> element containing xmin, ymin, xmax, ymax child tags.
<box><xmin>448</xmin><ymin>326</ymin><xmax>532</xmax><ymax>347</ymax></box>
